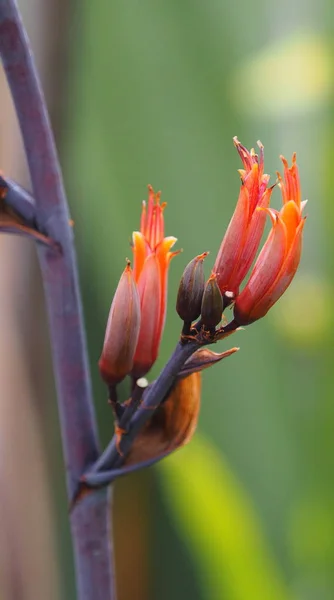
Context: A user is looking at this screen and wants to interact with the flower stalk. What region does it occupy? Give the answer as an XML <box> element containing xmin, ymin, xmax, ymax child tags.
<box><xmin>0</xmin><ymin>2</ymin><xmax>115</xmax><ymax>599</ymax></box>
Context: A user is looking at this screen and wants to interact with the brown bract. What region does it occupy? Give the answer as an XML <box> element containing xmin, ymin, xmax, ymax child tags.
<box><xmin>124</xmin><ymin>372</ymin><xmax>202</xmax><ymax>466</ymax></box>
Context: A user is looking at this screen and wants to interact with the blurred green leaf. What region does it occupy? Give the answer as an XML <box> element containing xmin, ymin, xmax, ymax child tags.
<box><xmin>158</xmin><ymin>434</ymin><xmax>293</xmax><ymax>600</ymax></box>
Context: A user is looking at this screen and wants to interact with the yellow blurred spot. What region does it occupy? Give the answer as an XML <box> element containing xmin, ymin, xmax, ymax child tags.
<box><xmin>231</xmin><ymin>31</ymin><xmax>332</xmax><ymax>117</ymax></box>
<box><xmin>271</xmin><ymin>274</ymin><xmax>332</xmax><ymax>347</ymax></box>
<box><xmin>158</xmin><ymin>434</ymin><xmax>291</xmax><ymax>600</ymax></box>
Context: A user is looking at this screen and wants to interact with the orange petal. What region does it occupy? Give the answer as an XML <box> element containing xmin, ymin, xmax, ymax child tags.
<box><xmin>140</xmin><ymin>200</ymin><xmax>147</xmax><ymax>236</ymax></box>
<box><xmin>228</xmin><ymin>185</ymin><xmax>273</xmax><ymax>292</ymax></box>
<box><xmin>279</xmin><ymin>154</ymin><xmax>301</xmax><ymax>208</ymax></box>
<box><xmin>156</xmin><ymin>236</ymin><xmax>179</xmax><ymax>342</ymax></box>
<box><xmin>132</xmin><ymin>231</ymin><xmax>147</xmax><ymax>282</ymax></box>
<box><xmin>132</xmin><ymin>254</ymin><xmax>161</xmax><ymax>378</ymax></box>
<box><xmin>234</xmin><ymin>211</ymin><xmax>287</xmax><ymax>325</ymax></box>
<box><xmin>142</xmin><ymin>185</ymin><xmax>164</xmax><ymax>249</ymax></box>
<box><xmin>280</xmin><ymin>200</ymin><xmax>301</xmax><ymax>249</ymax></box>
<box><xmin>250</xmin><ymin>218</ymin><xmax>305</xmax><ymax>319</ymax></box>
<box><xmin>258</xmin><ymin>172</ymin><xmax>270</xmax><ymax>198</ymax></box>
<box><xmin>244</xmin><ymin>162</ymin><xmax>259</xmax><ymax>215</ymax></box>
<box><xmin>257</xmin><ymin>140</ymin><xmax>264</xmax><ymax>178</ymax></box>
<box><xmin>233</xmin><ymin>136</ymin><xmax>254</xmax><ymax>171</ymax></box>
<box><xmin>213</xmin><ymin>185</ymin><xmax>250</xmax><ymax>294</ymax></box>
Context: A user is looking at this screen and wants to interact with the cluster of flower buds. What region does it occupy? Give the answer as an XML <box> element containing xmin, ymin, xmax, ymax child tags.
<box><xmin>99</xmin><ymin>138</ymin><xmax>306</xmax><ymax>391</ymax></box>
<box><xmin>176</xmin><ymin>138</ymin><xmax>306</xmax><ymax>335</ymax></box>
<box><xmin>98</xmin><ymin>137</ymin><xmax>305</xmax><ymax>466</ymax></box>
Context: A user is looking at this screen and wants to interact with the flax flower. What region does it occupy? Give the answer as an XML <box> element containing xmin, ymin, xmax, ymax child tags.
<box><xmin>131</xmin><ymin>185</ymin><xmax>179</xmax><ymax>377</ymax></box>
<box><xmin>213</xmin><ymin>138</ymin><xmax>273</xmax><ymax>299</ymax></box>
<box><xmin>234</xmin><ymin>154</ymin><xmax>306</xmax><ymax>325</ymax></box>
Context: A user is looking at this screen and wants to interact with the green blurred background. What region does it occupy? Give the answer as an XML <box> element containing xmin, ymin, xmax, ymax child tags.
<box><xmin>1</xmin><ymin>0</ymin><xmax>334</xmax><ymax>599</ymax></box>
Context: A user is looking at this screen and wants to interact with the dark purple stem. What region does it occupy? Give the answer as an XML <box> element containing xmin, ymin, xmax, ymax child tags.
<box><xmin>90</xmin><ymin>340</ymin><xmax>198</xmax><ymax>475</ymax></box>
<box><xmin>0</xmin><ymin>2</ymin><xmax>116</xmax><ymax>599</ymax></box>
<box><xmin>84</xmin><ymin>450</ymin><xmax>175</xmax><ymax>487</ymax></box>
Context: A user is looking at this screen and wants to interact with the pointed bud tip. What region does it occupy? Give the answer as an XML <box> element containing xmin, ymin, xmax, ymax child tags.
<box><xmin>196</xmin><ymin>251</ymin><xmax>209</xmax><ymax>262</ymax></box>
<box><xmin>280</xmin><ymin>155</ymin><xmax>289</xmax><ymax>169</ymax></box>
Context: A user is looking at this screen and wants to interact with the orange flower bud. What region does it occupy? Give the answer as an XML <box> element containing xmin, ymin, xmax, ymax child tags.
<box><xmin>132</xmin><ymin>253</ymin><xmax>161</xmax><ymax>379</ymax></box>
<box><xmin>176</xmin><ymin>252</ymin><xmax>208</xmax><ymax>323</ymax></box>
<box><xmin>131</xmin><ymin>186</ymin><xmax>179</xmax><ymax>377</ymax></box>
<box><xmin>213</xmin><ymin>138</ymin><xmax>272</xmax><ymax>298</ymax></box>
<box><xmin>100</xmin><ymin>186</ymin><xmax>179</xmax><ymax>386</ymax></box>
<box><xmin>234</xmin><ymin>154</ymin><xmax>306</xmax><ymax>325</ymax></box>
<box><xmin>99</xmin><ymin>263</ymin><xmax>141</xmax><ymax>385</ymax></box>
<box><xmin>201</xmin><ymin>273</ymin><xmax>223</xmax><ymax>330</ymax></box>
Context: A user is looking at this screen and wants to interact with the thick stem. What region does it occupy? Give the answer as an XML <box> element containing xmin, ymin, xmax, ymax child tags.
<box><xmin>71</xmin><ymin>490</ymin><xmax>116</xmax><ymax>600</ymax></box>
<box><xmin>0</xmin><ymin>2</ymin><xmax>116</xmax><ymax>599</ymax></box>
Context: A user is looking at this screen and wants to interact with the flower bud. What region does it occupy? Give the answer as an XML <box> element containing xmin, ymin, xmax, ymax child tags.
<box><xmin>176</xmin><ymin>252</ymin><xmax>208</xmax><ymax>323</ymax></box>
<box><xmin>234</xmin><ymin>154</ymin><xmax>306</xmax><ymax>326</ymax></box>
<box><xmin>99</xmin><ymin>263</ymin><xmax>141</xmax><ymax>385</ymax></box>
<box><xmin>213</xmin><ymin>138</ymin><xmax>272</xmax><ymax>297</ymax></box>
<box><xmin>131</xmin><ymin>254</ymin><xmax>161</xmax><ymax>379</ymax></box>
<box><xmin>201</xmin><ymin>273</ymin><xmax>223</xmax><ymax>330</ymax></box>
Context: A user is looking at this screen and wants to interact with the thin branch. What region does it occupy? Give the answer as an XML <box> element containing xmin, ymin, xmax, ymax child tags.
<box><xmin>114</xmin><ymin>377</ymin><xmax>148</xmax><ymax>433</ymax></box>
<box><xmin>87</xmin><ymin>322</ymin><xmax>237</xmax><ymax>483</ymax></box>
<box><xmin>90</xmin><ymin>340</ymin><xmax>198</xmax><ymax>474</ymax></box>
<box><xmin>0</xmin><ymin>2</ymin><xmax>116</xmax><ymax>600</ymax></box>
<box><xmin>0</xmin><ymin>175</ymin><xmax>36</xmax><ymax>225</ymax></box>
<box><xmin>83</xmin><ymin>450</ymin><xmax>174</xmax><ymax>488</ymax></box>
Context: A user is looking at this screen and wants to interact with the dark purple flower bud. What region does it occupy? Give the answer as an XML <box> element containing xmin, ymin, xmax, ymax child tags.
<box><xmin>176</xmin><ymin>252</ymin><xmax>208</xmax><ymax>323</ymax></box>
<box><xmin>201</xmin><ymin>273</ymin><xmax>223</xmax><ymax>330</ymax></box>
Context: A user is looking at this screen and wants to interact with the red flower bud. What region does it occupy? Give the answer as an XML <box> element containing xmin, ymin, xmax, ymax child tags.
<box><xmin>99</xmin><ymin>263</ymin><xmax>141</xmax><ymax>385</ymax></box>
<box><xmin>213</xmin><ymin>138</ymin><xmax>272</xmax><ymax>297</ymax></box>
